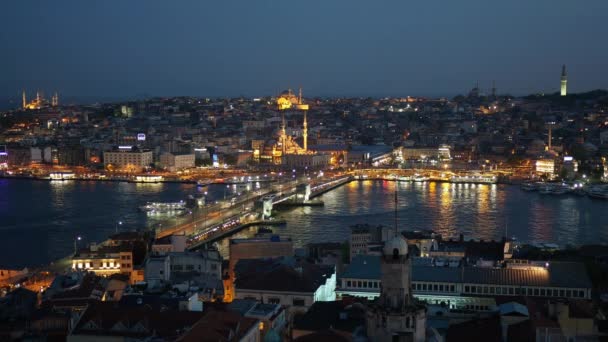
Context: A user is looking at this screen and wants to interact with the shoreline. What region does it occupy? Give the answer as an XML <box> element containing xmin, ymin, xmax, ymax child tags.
<box><xmin>0</xmin><ymin>174</ymin><xmax>196</xmax><ymax>184</ymax></box>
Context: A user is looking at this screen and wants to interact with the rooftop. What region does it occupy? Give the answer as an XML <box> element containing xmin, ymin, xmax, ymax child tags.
<box><xmin>234</xmin><ymin>257</ymin><xmax>334</xmax><ymax>293</ymax></box>
<box><xmin>230</xmin><ymin>235</ymin><xmax>292</xmax><ymax>244</ymax></box>
<box><xmin>292</xmin><ymin>300</ymin><xmax>366</xmax><ymax>335</ymax></box>
<box><xmin>341</xmin><ymin>255</ymin><xmax>381</xmax><ymax>280</ymax></box>
<box><xmin>340</xmin><ymin>256</ymin><xmax>592</xmax><ymax>289</ymax></box>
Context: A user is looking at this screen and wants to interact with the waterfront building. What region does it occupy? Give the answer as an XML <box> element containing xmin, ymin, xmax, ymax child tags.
<box><xmin>72</xmin><ymin>243</ymin><xmax>134</xmax><ymax>277</ymax></box>
<box><xmin>282</xmin><ymin>152</ymin><xmax>331</xmax><ymax>169</ymax></box>
<box><xmin>338</xmin><ymin>255</ymin><xmax>592</xmax><ymax>310</ymax></box>
<box><xmin>400</xmin><ymin>145</ymin><xmax>451</xmax><ymax>161</ymax></box>
<box><xmin>365</xmin><ymin>234</ymin><xmax>427</xmax><ymax>342</ymax></box>
<box><xmin>535</xmin><ymin>158</ymin><xmax>557</xmax><ymax>178</ymax></box>
<box><xmin>233</xmin><ymin>257</ymin><xmax>336</xmax><ymax>318</ymax></box>
<box><xmin>103</xmin><ymin>146</ymin><xmax>153</xmax><ymax>171</ymax></box>
<box><xmin>159</xmin><ymin>152</ymin><xmax>195</xmax><ymax>171</ymax></box>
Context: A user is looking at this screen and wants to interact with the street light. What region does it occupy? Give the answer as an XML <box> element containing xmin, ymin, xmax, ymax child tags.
<box><xmin>74</xmin><ymin>236</ymin><xmax>82</xmax><ymax>255</ymax></box>
<box><xmin>115</xmin><ymin>221</ymin><xmax>123</xmax><ymax>233</ymax></box>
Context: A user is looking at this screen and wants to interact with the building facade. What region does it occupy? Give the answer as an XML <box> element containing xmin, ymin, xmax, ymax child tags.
<box><xmin>103</xmin><ymin>147</ymin><xmax>153</xmax><ymax>171</ymax></box>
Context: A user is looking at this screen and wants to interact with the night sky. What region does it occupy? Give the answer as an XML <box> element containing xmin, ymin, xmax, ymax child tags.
<box><xmin>1</xmin><ymin>0</ymin><xmax>607</xmax><ymax>99</ymax></box>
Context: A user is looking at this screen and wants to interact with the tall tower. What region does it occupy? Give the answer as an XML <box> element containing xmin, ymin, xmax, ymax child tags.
<box><xmin>491</xmin><ymin>80</ymin><xmax>497</xmax><ymax>99</ymax></box>
<box><xmin>560</xmin><ymin>65</ymin><xmax>568</xmax><ymax>96</ymax></box>
<box><xmin>366</xmin><ymin>234</ymin><xmax>427</xmax><ymax>342</ymax></box>
<box><xmin>22</xmin><ymin>91</ymin><xmax>26</xmax><ymax>109</ymax></box>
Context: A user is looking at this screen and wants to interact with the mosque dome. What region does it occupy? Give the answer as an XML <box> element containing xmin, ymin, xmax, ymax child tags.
<box><xmin>383</xmin><ymin>235</ymin><xmax>408</xmax><ymax>258</ymax></box>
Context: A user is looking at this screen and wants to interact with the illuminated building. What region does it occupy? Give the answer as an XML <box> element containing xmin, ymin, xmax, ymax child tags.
<box><xmin>535</xmin><ymin>158</ymin><xmax>557</xmax><ymax>177</ymax></box>
<box><xmin>339</xmin><ymin>255</ymin><xmax>592</xmax><ymax>310</ymax></box>
<box><xmin>399</xmin><ymin>144</ymin><xmax>451</xmax><ymax>161</ymax></box>
<box><xmin>103</xmin><ymin>146</ymin><xmax>153</xmax><ymax>171</ymax></box>
<box><xmin>561</xmin><ymin>65</ymin><xmax>568</xmax><ymax>96</ymax></box>
<box><xmin>0</xmin><ymin>145</ymin><xmax>7</xmax><ymax>168</ymax></box>
<box><xmin>72</xmin><ymin>244</ymin><xmax>134</xmax><ymax>277</ymax></box>
<box><xmin>258</xmin><ymin>88</ymin><xmax>331</xmax><ymax>167</ymax></box>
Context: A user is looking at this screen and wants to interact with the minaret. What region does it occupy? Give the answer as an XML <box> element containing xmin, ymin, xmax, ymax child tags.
<box><xmin>491</xmin><ymin>80</ymin><xmax>496</xmax><ymax>99</ymax></box>
<box><xmin>302</xmin><ymin>110</ymin><xmax>308</xmax><ymax>151</ymax></box>
<box><xmin>560</xmin><ymin>65</ymin><xmax>567</xmax><ymax>96</ymax></box>
<box><xmin>298</xmin><ymin>87</ymin><xmax>308</xmax><ymax>151</ymax></box>
<box><xmin>22</xmin><ymin>90</ymin><xmax>26</xmax><ymax>109</ymax></box>
<box><xmin>281</xmin><ymin>112</ymin><xmax>287</xmax><ymax>155</ymax></box>
<box><xmin>36</xmin><ymin>91</ymin><xmax>41</xmax><ymax>103</ymax></box>
<box><xmin>52</xmin><ymin>92</ymin><xmax>58</xmax><ymax>106</ymax></box>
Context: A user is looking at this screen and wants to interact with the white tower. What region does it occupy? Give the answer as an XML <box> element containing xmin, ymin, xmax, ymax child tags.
<box><xmin>560</xmin><ymin>65</ymin><xmax>567</xmax><ymax>96</ymax></box>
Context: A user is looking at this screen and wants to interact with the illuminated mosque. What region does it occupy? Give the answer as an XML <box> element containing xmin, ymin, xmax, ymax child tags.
<box><xmin>22</xmin><ymin>90</ymin><xmax>58</xmax><ymax>110</ymax></box>
<box><xmin>255</xmin><ymin>89</ymin><xmax>331</xmax><ymax>168</ymax></box>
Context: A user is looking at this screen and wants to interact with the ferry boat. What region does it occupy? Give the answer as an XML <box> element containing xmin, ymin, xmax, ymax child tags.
<box><xmin>139</xmin><ymin>201</ymin><xmax>187</xmax><ymax>213</ymax></box>
<box><xmin>412</xmin><ymin>175</ymin><xmax>429</xmax><ymax>182</ymax></box>
<box><xmin>49</xmin><ymin>172</ymin><xmax>76</xmax><ymax>181</ymax></box>
<box><xmin>450</xmin><ymin>174</ymin><xmax>497</xmax><ymax>184</ymax></box>
<box><xmin>133</xmin><ymin>175</ymin><xmax>163</xmax><ymax>183</ymax></box>
<box><xmin>397</xmin><ymin>176</ymin><xmax>413</xmax><ymax>182</ymax></box>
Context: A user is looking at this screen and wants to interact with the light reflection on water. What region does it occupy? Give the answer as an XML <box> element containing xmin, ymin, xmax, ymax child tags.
<box><xmin>244</xmin><ymin>180</ymin><xmax>608</xmax><ymax>254</ymax></box>
<box><xmin>2</xmin><ymin>179</ymin><xmax>608</xmax><ymax>267</ymax></box>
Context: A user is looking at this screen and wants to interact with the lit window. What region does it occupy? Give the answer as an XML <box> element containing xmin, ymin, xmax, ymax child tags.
<box><xmin>78</xmin><ymin>263</ymin><xmax>83</xmax><ymax>269</ymax></box>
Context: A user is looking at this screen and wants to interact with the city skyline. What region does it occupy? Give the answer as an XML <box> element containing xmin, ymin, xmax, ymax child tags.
<box><xmin>2</xmin><ymin>0</ymin><xmax>608</xmax><ymax>98</ymax></box>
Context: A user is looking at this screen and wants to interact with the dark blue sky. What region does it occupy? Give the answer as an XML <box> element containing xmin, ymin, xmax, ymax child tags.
<box><xmin>1</xmin><ymin>0</ymin><xmax>607</xmax><ymax>99</ymax></box>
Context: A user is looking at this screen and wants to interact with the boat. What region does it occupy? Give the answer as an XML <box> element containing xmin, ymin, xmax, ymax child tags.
<box><xmin>587</xmin><ymin>185</ymin><xmax>608</xmax><ymax>200</ymax></box>
<box><xmin>450</xmin><ymin>174</ymin><xmax>497</xmax><ymax>184</ymax></box>
<box><xmin>139</xmin><ymin>201</ymin><xmax>187</xmax><ymax>213</ymax></box>
<box><xmin>133</xmin><ymin>175</ymin><xmax>163</xmax><ymax>183</ymax></box>
<box><xmin>520</xmin><ymin>182</ymin><xmax>537</xmax><ymax>191</ymax></box>
<box><xmin>397</xmin><ymin>176</ymin><xmax>412</xmax><ymax>182</ymax></box>
<box><xmin>413</xmin><ymin>175</ymin><xmax>429</xmax><ymax>182</ymax></box>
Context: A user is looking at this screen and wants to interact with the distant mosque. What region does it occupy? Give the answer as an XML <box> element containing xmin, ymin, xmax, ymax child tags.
<box><xmin>254</xmin><ymin>88</ymin><xmax>333</xmax><ymax>168</ymax></box>
<box><xmin>22</xmin><ymin>90</ymin><xmax>59</xmax><ymax>110</ymax></box>
<box><xmin>560</xmin><ymin>65</ymin><xmax>568</xmax><ymax>96</ymax></box>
